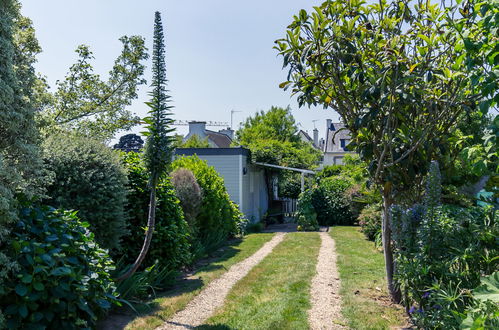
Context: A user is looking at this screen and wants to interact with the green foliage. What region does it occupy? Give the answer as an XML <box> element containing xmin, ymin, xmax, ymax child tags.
<box><xmin>0</xmin><ymin>3</ymin><xmax>45</xmax><ymax>325</ymax></box>
<box><xmin>461</xmin><ymin>272</ymin><xmax>499</xmax><ymax>329</ymax></box>
<box><xmin>0</xmin><ymin>203</ymin><xmax>117</xmax><ymax>329</ymax></box>
<box><xmin>314</xmin><ymin>177</ymin><xmax>356</xmax><ymax>226</ymax></box>
<box><xmin>171</xmin><ymin>168</ymin><xmax>203</xmax><ymax>226</ymax></box>
<box><xmin>180</xmin><ymin>135</ymin><xmax>211</xmax><ymax>148</ymax></box>
<box><xmin>114</xmin><ymin>260</ymin><xmax>175</xmax><ymax>302</ymax></box>
<box><xmin>276</xmin><ymin>0</ymin><xmax>474</xmax><ymax>195</ymax></box>
<box><xmin>114</xmin><ymin>133</ymin><xmax>144</xmax><ymax>152</ymax></box>
<box><xmin>358</xmin><ymin>203</ymin><xmax>382</xmax><ymax>241</ymax></box>
<box><xmin>120</xmin><ymin>152</ymin><xmax>191</xmax><ymax>272</ymax></box>
<box><xmin>245</xmin><ymin>222</ymin><xmax>264</xmax><ymax>233</ymax></box>
<box><xmin>143</xmin><ymin>12</ymin><xmax>175</xmax><ymax>187</ymax></box>
<box><xmin>392</xmin><ymin>170</ymin><xmax>499</xmax><ymax>330</ymax></box>
<box><xmin>235</xmin><ymin>106</ymin><xmax>321</xmax><ymax>170</ymax></box>
<box><xmin>172</xmin><ymin>156</ymin><xmax>246</xmax><ymax>253</ymax></box>
<box><xmin>39</xmin><ymin>36</ymin><xmax>149</xmax><ymax>140</ymax></box>
<box><xmin>42</xmin><ymin>133</ymin><xmax>128</xmax><ymax>252</ymax></box>
<box><xmin>296</xmin><ymin>190</ymin><xmax>319</xmax><ymax>231</ymax></box>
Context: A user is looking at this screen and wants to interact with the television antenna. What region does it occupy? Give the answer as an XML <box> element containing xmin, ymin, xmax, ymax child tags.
<box><xmin>172</xmin><ymin>120</ymin><xmax>228</xmax><ymax>127</ymax></box>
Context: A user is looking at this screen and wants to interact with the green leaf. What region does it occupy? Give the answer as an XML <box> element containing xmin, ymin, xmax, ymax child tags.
<box><xmin>21</xmin><ymin>274</ymin><xmax>33</xmax><ymax>284</ymax></box>
<box><xmin>15</xmin><ymin>284</ymin><xmax>28</xmax><ymax>297</ymax></box>
<box><xmin>33</xmin><ymin>282</ymin><xmax>44</xmax><ymax>291</ymax></box>
<box><xmin>473</xmin><ymin>271</ymin><xmax>499</xmax><ymax>303</ymax></box>
<box><xmin>18</xmin><ymin>305</ymin><xmax>28</xmax><ymax>318</ymax></box>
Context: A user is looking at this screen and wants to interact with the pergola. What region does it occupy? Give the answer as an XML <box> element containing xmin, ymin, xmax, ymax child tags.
<box><xmin>254</xmin><ymin>162</ymin><xmax>316</xmax><ymax>192</ymax></box>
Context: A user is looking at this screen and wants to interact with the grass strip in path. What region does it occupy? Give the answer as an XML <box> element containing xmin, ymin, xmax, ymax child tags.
<box><xmin>125</xmin><ymin>233</ymin><xmax>276</xmax><ymax>330</ymax></box>
<box><xmin>201</xmin><ymin>232</ymin><xmax>321</xmax><ymax>330</ymax></box>
<box><xmin>330</xmin><ymin>226</ymin><xmax>407</xmax><ymax>330</ymax></box>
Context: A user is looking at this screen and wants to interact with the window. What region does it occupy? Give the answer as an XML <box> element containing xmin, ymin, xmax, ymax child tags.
<box><xmin>340</xmin><ymin>139</ymin><xmax>350</xmax><ymax>151</ymax></box>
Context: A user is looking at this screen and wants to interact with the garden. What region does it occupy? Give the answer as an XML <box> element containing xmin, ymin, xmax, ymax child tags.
<box><xmin>0</xmin><ymin>0</ymin><xmax>498</xmax><ymax>329</ymax></box>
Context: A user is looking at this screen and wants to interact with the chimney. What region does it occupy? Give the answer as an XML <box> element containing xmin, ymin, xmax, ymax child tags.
<box><xmin>219</xmin><ymin>127</ymin><xmax>234</xmax><ymax>140</ymax></box>
<box><xmin>188</xmin><ymin>121</ymin><xmax>207</xmax><ymax>138</ymax></box>
<box><xmin>326</xmin><ymin>119</ymin><xmax>332</xmax><ymax>131</ymax></box>
<box><xmin>313</xmin><ymin>128</ymin><xmax>319</xmax><ymax>147</ymax></box>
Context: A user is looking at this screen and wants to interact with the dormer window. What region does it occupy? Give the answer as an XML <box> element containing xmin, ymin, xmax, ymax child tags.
<box><xmin>340</xmin><ymin>139</ymin><xmax>350</xmax><ymax>151</ymax></box>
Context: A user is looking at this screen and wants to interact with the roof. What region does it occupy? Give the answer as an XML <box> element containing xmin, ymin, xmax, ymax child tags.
<box><xmin>325</xmin><ymin>122</ymin><xmax>352</xmax><ymax>153</ymax></box>
<box><xmin>298</xmin><ymin>130</ymin><xmax>313</xmax><ymax>143</ymax></box>
<box><xmin>206</xmin><ymin>130</ymin><xmax>232</xmax><ymax>148</ymax></box>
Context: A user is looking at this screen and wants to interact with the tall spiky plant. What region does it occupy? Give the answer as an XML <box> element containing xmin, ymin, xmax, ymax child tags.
<box><xmin>117</xmin><ymin>11</ymin><xmax>174</xmax><ymax>281</ymax></box>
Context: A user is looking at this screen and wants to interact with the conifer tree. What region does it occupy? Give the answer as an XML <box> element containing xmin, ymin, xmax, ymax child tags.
<box><xmin>117</xmin><ymin>11</ymin><xmax>175</xmax><ymax>280</ymax></box>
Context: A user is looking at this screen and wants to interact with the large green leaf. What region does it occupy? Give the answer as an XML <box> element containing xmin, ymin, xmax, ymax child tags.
<box><xmin>473</xmin><ymin>271</ymin><xmax>499</xmax><ymax>303</ymax></box>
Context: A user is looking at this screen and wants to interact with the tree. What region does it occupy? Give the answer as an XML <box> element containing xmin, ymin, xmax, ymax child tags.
<box><xmin>0</xmin><ymin>0</ymin><xmax>44</xmax><ymax>325</ymax></box>
<box><xmin>235</xmin><ymin>106</ymin><xmax>321</xmax><ymax>199</ymax></box>
<box><xmin>114</xmin><ymin>133</ymin><xmax>144</xmax><ymax>152</ymax></box>
<box><xmin>180</xmin><ymin>134</ymin><xmax>211</xmax><ymax>148</ymax></box>
<box><xmin>276</xmin><ymin>0</ymin><xmax>473</xmax><ymax>301</ymax></box>
<box><xmin>117</xmin><ymin>11</ymin><xmax>175</xmax><ymax>280</ymax></box>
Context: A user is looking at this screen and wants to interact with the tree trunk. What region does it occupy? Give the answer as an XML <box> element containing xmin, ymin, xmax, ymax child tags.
<box><xmin>382</xmin><ymin>190</ymin><xmax>402</xmax><ymax>303</ymax></box>
<box><xmin>116</xmin><ymin>187</ymin><xmax>156</xmax><ymax>281</ymax></box>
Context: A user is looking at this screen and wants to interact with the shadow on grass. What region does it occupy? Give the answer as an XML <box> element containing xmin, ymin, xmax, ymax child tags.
<box><xmin>196</xmin><ymin>324</ymin><xmax>233</xmax><ymax>329</ymax></box>
<box><xmin>98</xmin><ymin>239</ymin><xmax>246</xmax><ymax>329</ymax></box>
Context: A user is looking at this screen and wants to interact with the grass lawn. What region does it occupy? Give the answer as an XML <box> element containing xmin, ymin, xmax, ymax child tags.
<box><xmin>200</xmin><ymin>232</ymin><xmax>321</xmax><ymax>330</ymax></box>
<box><xmin>125</xmin><ymin>233</ymin><xmax>276</xmax><ymax>330</ymax></box>
<box><xmin>330</xmin><ymin>226</ymin><xmax>407</xmax><ymax>330</ymax></box>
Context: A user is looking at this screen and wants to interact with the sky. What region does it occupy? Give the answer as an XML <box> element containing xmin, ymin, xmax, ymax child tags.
<box><xmin>20</xmin><ymin>0</ymin><xmax>341</xmax><ymax>143</ymax></box>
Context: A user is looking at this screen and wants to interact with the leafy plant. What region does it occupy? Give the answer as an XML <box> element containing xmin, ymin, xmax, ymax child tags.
<box><xmin>180</xmin><ymin>135</ymin><xmax>211</xmax><ymax>148</ymax></box>
<box><xmin>296</xmin><ymin>191</ymin><xmax>319</xmax><ymax>231</ymax></box>
<box><xmin>1</xmin><ymin>203</ymin><xmax>118</xmax><ymax>329</ymax></box>
<box><xmin>172</xmin><ymin>155</ymin><xmax>246</xmax><ymax>254</ymax></box>
<box><xmin>461</xmin><ymin>272</ymin><xmax>499</xmax><ymax>329</ymax></box>
<box><xmin>120</xmin><ymin>152</ymin><xmax>191</xmax><ymax>275</ymax></box>
<box><xmin>42</xmin><ymin>133</ymin><xmax>129</xmax><ymax>252</ymax></box>
<box><xmin>118</xmin><ymin>11</ymin><xmax>175</xmax><ymax>280</ymax></box>
<box><xmin>358</xmin><ymin>203</ymin><xmax>382</xmax><ymax>241</ymax></box>
<box><xmin>171</xmin><ymin>168</ymin><xmax>203</xmax><ymax>226</ymax></box>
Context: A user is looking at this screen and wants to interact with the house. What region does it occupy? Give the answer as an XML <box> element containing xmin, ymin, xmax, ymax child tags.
<box><xmin>323</xmin><ymin>119</ymin><xmax>354</xmax><ymax>166</ymax></box>
<box><xmin>298</xmin><ymin>129</ymin><xmax>324</xmax><ymax>150</ymax></box>
<box><xmin>183</xmin><ymin>121</ymin><xmax>234</xmax><ymax>148</ymax></box>
<box><xmin>174</xmin><ymin>147</ymin><xmax>268</xmax><ymax>223</ymax></box>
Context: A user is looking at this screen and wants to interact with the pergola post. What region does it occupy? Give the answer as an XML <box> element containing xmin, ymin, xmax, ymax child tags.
<box><xmin>301</xmin><ymin>172</ymin><xmax>305</xmax><ymax>192</ymax></box>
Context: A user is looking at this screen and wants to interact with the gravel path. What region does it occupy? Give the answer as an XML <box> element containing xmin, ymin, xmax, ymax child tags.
<box><xmin>158</xmin><ymin>232</ymin><xmax>287</xmax><ymax>329</ymax></box>
<box><xmin>308</xmin><ymin>231</ymin><xmax>346</xmax><ymax>329</ymax></box>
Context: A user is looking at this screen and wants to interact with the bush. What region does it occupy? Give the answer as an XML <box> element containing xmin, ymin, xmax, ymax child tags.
<box><xmin>0</xmin><ymin>203</ymin><xmax>117</xmax><ymax>329</ymax></box>
<box><xmin>245</xmin><ymin>222</ymin><xmax>265</xmax><ymax>233</ymax></box>
<box><xmin>171</xmin><ymin>168</ymin><xmax>203</xmax><ymax>226</ymax></box>
<box><xmin>42</xmin><ymin>133</ymin><xmax>128</xmax><ymax>252</ymax></box>
<box><xmin>312</xmin><ymin>177</ymin><xmax>355</xmax><ymax>226</ymax></box>
<box><xmin>358</xmin><ymin>203</ymin><xmax>382</xmax><ymax>241</ymax></box>
<box><xmin>296</xmin><ymin>190</ymin><xmax>319</xmax><ymax>231</ymax></box>
<box><xmin>172</xmin><ymin>156</ymin><xmax>246</xmax><ymax>253</ymax></box>
<box><xmin>391</xmin><ymin>164</ymin><xmax>499</xmax><ymax>329</ymax></box>
<box><xmin>120</xmin><ymin>152</ymin><xmax>191</xmax><ymax>274</ymax></box>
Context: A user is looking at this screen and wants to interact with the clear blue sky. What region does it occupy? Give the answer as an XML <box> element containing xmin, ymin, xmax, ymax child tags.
<box><xmin>21</xmin><ymin>0</ymin><xmax>341</xmax><ymax>141</ymax></box>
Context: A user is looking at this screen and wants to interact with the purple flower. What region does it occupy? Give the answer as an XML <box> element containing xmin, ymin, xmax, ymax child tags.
<box><xmin>409</xmin><ymin>306</ymin><xmax>416</xmax><ymax>314</ymax></box>
<box><xmin>422</xmin><ymin>291</ymin><xmax>431</xmax><ymax>299</ymax></box>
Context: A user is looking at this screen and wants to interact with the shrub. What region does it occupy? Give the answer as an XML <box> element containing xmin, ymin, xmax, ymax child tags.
<box><xmin>171</xmin><ymin>168</ymin><xmax>203</xmax><ymax>226</ymax></box>
<box><xmin>296</xmin><ymin>190</ymin><xmax>319</xmax><ymax>231</ymax></box>
<box><xmin>120</xmin><ymin>152</ymin><xmax>191</xmax><ymax>273</ymax></box>
<box><xmin>42</xmin><ymin>133</ymin><xmax>128</xmax><ymax>252</ymax></box>
<box><xmin>391</xmin><ymin>165</ymin><xmax>499</xmax><ymax>329</ymax></box>
<box><xmin>172</xmin><ymin>156</ymin><xmax>246</xmax><ymax>253</ymax></box>
<box><xmin>312</xmin><ymin>177</ymin><xmax>355</xmax><ymax>226</ymax></box>
<box><xmin>0</xmin><ymin>203</ymin><xmax>117</xmax><ymax>329</ymax></box>
<box><xmin>358</xmin><ymin>203</ymin><xmax>382</xmax><ymax>241</ymax></box>
<box><xmin>245</xmin><ymin>222</ymin><xmax>265</xmax><ymax>233</ymax></box>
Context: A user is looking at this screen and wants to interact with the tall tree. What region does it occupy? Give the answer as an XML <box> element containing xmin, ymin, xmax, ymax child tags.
<box><xmin>0</xmin><ymin>0</ymin><xmax>43</xmax><ymax>325</ymax></box>
<box><xmin>117</xmin><ymin>11</ymin><xmax>175</xmax><ymax>280</ymax></box>
<box><xmin>276</xmin><ymin>0</ymin><xmax>474</xmax><ymax>301</ymax></box>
